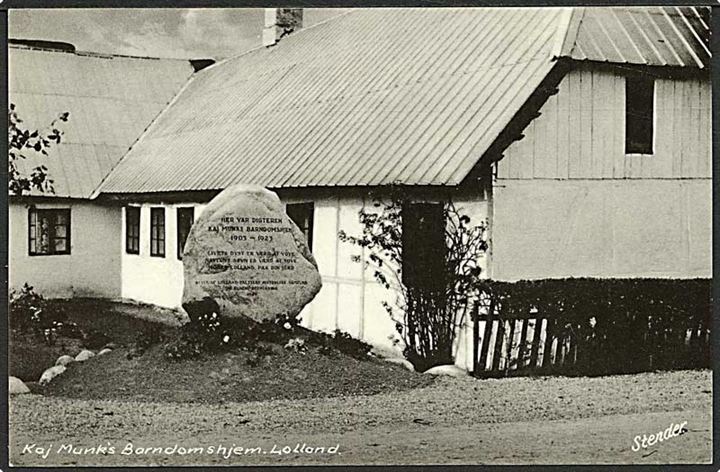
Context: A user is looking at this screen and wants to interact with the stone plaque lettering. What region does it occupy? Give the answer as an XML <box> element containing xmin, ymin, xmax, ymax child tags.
<box><xmin>182</xmin><ymin>184</ymin><xmax>322</xmax><ymax>322</ymax></box>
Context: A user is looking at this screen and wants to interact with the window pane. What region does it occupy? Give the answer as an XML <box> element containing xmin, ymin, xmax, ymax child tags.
<box><xmin>177</xmin><ymin>207</ymin><xmax>194</xmax><ymax>259</ymax></box>
<box><xmin>54</xmin><ymin>239</ymin><xmax>67</xmax><ymax>253</ymax></box>
<box><xmin>29</xmin><ymin>210</ymin><xmax>37</xmax><ymax>254</ymax></box>
<box><xmin>286</xmin><ymin>202</ymin><xmax>314</xmax><ymax>250</ymax></box>
<box><xmin>625</xmin><ymin>77</ymin><xmax>654</xmax><ymax>154</ymax></box>
<box><xmin>39</xmin><ymin>216</ymin><xmax>51</xmax><ymax>254</ymax></box>
<box><xmin>150</xmin><ymin>208</ymin><xmax>165</xmax><ymax>256</ymax></box>
<box><xmin>29</xmin><ymin>209</ymin><xmax>70</xmax><ymax>255</ymax></box>
<box><xmin>54</xmin><ymin>224</ymin><xmax>67</xmax><ymax>238</ymax></box>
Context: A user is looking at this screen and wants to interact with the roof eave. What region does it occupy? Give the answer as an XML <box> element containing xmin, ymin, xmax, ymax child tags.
<box><xmin>460</xmin><ymin>57</ymin><xmax>574</xmax><ymax>186</ymax></box>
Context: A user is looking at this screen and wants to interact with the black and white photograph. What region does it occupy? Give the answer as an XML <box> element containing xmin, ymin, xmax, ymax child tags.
<box><xmin>5</xmin><ymin>5</ymin><xmax>713</xmax><ymax>466</ymax></box>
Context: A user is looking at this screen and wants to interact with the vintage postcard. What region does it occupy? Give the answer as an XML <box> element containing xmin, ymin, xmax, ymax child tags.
<box><xmin>5</xmin><ymin>6</ymin><xmax>713</xmax><ymax>467</ymax></box>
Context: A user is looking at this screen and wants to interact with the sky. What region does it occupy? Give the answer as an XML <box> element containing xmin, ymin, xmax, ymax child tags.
<box><xmin>9</xmin><ymin>8</ymin><xmax>352</xmax><ymax>60</ymax></box>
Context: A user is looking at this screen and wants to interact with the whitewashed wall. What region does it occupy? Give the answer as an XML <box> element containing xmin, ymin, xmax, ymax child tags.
<box><xmin>9</xmin><ymin>200</ymin><xmax>122</xmax><ymax>298</ymax></box>
<box><xmin>116</xmin><ymin>192</ymin><xmax>488</xmax><ymax>370</ymax></box>
<box><xmin>120</xmin><ymin>202</ymin><xmax>207</xmax><ymax>308</ymax></box>
<box><xmin>293</xmin><ymin>193</ymin><xmax>488</xmax><ymax>370</ymax></box>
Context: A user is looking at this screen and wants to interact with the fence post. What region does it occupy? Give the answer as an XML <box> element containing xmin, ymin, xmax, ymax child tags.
<box><xmin>472</xmin><ymin>302</ymin><xmax>480</xmax><ymax>376</ymax></box>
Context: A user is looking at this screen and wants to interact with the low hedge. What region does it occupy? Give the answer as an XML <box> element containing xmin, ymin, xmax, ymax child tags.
<box><xmin>476</xmin><ymin>278</ymin><xmax>711</xmax><ymax>375</ymax></box>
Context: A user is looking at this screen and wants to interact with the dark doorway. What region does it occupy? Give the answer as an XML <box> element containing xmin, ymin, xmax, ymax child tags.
<box><xmin>401</xmin><ymin>202</ymin><xmax>446</xmax><ymax>293</ymax></box>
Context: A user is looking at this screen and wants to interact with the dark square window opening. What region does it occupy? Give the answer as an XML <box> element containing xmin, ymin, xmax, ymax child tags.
<box><xmin>125</xmin><ymin>206</ymin><xmax>141</xmax><ymax>255</ymax></box>
<box><xmin>150</xmin><ymin>207</ymin><xmax>165</xmax><ymax>257</ymax></box>
<box><xmin>29</xmin><ymin>208</ymin><xmax>71</xmax><ymax>256</ymax></box>
<box><xmin>176</xmin><ymin>207</ymin><xmax>195</xmax><ymax>260</ymax></box>
<box><xmin>286</xmin><ymin>202</ymin><xmax>314</xmax><ymax>250</ymax></box>
<box><xmin>401</xmin><ymin>202</ymin><xmax>446</xmax><ymax>294</ymax></box>
<box><xmin>625</xmin><ymin>76</ymin><xmax>654</xmax><ymax>155</ymax></box>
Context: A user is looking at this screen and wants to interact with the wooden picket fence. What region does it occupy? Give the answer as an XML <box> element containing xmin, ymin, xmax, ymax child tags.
<box><xmin>471</xmin><ymin>302</ymin><xmax>711</xmax><ymax>378</ymax></box>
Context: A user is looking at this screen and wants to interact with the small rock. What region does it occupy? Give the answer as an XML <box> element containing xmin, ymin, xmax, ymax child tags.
<box><xmin>75</xmin><ymin>349</ymin><xmax>95</xmax><ymax>362</ymax></box>
<box><xmin>103</xmin><ymin>343</ymin><xmax>118</xmax><ymax>350</ymax></box>
<box><xmin>413</xmin><ymin>418</ymin><xmax>433</xmax><ymax>426</ymax></box>
<box><xmin>9</xmin><ymin>376</ymin><xmax>30</xmax><ymax>394</ymax></box>
<box><xmin>39</xmin><ymin>365</ymin><xmax>66</xmax><ymax>385</ymax></box>
<box><xmin>97</xmin><ymin>348</ymin><xmax>113</xmax><ymax>356</ymax></box>
<box><xmin>385</xmin><ymin>358</ymin><xmax>415</xmax><ymax>371</ymax></box>
<box><xmin>55</xmin><ymin>355</ymin><xmax>75</xmax><ymax>366</ymax></box>
<box><xmin>424</xmin><ymin>364</ymin><xmax>467</xmax><ymax>377</ymax></box>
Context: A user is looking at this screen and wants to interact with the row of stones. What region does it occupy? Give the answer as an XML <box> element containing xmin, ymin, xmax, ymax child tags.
<box><xmin>9</xmin><ymin>346</ymin><xmax>114</xmax><ymax>395</ymax></box>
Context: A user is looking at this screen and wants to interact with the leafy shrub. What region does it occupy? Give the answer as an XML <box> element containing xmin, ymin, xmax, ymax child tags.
<box><xmin>164</xmin><ymin>310</ymin><xmax>230</xmax><ymax>360</ymax></box>
<box><xmin>10</xmin><ymin>283</ymin><xmax>47</xmax><ymax>331</ymax></box>
<box><xmin>339</xmin><ymin>187</ymin><xmax>488</xmax><ymax>372</ymax></box>
<box><xmin>331</xmin><ymin>329</ymin><xmax>372</xmax><ymax>358</ymax></box>
<box><xmin>309</xmin><ymin>329</ymin><xmax>373</xmax><ymax>359</ymax></box>
<box><xmin>170</xmin><ymin>296</ymin><xmax>372</xmax><ymax>361</ymax></box>
<box><xmin>9</xmin><ymin>283</ymin><xmax>79</xmax><ymax>345</ymax></box>
<box><xmin>164</xmin><ymin>335</ymin><xmax>204</xmax><ymax>361</ymax></box>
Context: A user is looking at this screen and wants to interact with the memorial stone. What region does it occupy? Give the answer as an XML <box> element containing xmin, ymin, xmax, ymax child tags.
<box><xmin>182</xmin><ymin>184</ymin><xmax>322</xmax><ymax>322</ymax></box>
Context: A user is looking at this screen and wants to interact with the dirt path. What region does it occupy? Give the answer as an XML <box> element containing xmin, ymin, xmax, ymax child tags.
<box><xmin>9</xmin><ymin>370</ymin><xmax>711</xmax><ymax>466</ymax></box>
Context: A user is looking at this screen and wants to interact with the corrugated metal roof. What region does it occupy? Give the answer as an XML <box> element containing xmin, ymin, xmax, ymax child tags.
<box><xmin>98</xmin><ymin>6</ymin><xmax>711</xmax><ymax>195</ymax></box>
<box><xmin>9</xmin><ymin>46</ymin><xmax>194</xmax><ymax>198</ymax></box>
<box><xmin>566</xmin><ymin>7</ymin><xmax>710</xmax><ymax>68</ymax></box>
<box><xmin>98</xmin><ymin>8</ymin><xmax>567</xmax><ymax>193</ymax></box>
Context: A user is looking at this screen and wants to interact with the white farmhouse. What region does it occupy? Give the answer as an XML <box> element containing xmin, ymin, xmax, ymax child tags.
<box><xmin>9</xmin><ymin>8</ymin><xmax>711</xmax><ymax>370</ymax></box>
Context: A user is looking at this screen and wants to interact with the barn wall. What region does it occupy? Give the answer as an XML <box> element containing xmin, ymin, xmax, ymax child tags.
<box><xmin>498</xmin><ymin>66</ymin><xmax>711</xmax><ymax>180</ymax></box>
<box><xmin>9</xmin><ymin>200</ymin><xmax>122</xmax><ymax>298</ymax></box>
<box><xmin>493</xmin><ymin>66</ymin><xmax>711</xmax><ymax>281</ymax></box>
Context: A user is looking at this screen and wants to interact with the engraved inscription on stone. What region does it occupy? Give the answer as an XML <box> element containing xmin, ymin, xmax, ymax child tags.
<box><xmin>182</xmin><ymin>184</ymin><xmax>322</xmax><ymax>322</ymax></box>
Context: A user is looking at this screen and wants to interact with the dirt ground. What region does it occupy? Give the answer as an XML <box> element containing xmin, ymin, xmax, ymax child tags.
<box><xmin>9</xmin><ymin>369</ymin><xmax>711</xmax><ymax>466</ymax></box>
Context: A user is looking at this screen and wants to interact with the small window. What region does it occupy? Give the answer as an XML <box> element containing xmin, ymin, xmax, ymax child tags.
<box><xmin>625</xmin><ymin>76</ymin><xmax>654</xmax><ymax>154</ymax></box>
<box><xmin>125</xmin><ymin>206</ymin><xmax>140</xmax><ymax>255</ymax></box>
<box><xmin>176</xmin><ymin>207</ymin><xmax>195</xmax><ymax>260</ymax></box>
<box><xmin>28</xmin><ymin>208</ymin><xmax>71</xmax><ymax>256</ymax></box>
<box><xmin>286</xmin><ymin>202</ymin><xmax>314</xmax><ymax>250</ymax></box>
<box><xmin>150</xmin><ymin>207</ymin><xmax>165</xmax><ymax>257</ymax></box>
<box><xmin>402</xmin><ymin>202</ymin><xmax>446</xmax><ymax>293</ymax></box>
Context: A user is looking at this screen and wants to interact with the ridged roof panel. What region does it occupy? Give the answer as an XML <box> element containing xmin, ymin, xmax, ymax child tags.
<box><xmin>568</xmin><ymin>7</ymin><xmax>710</xmax><ymax>68</ymax></box>
<box><xmin>98</xmin><ymin>8</ymin><xmax>565</xmax><ymax>193</ymax></box>
<box><xmin>9</xmin><ymin>46</ymin><xmax>194</xmax><ymax>198</ymax></box>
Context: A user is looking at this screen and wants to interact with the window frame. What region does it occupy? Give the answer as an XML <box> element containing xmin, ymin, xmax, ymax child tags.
<box><xmin>625</xmin><ymin>76</ymin><xmax>655</xmax><ymax>156</ymax></box>
<box><xmin>150</xmin><ymin>207</ymin><xmax>166</xmax><ymax>258</ymax></box>
<box><xmin>28</xmin><ymin>208</ymin><xmax>71</xmax><ymax>256</ymax></box>
<box><xmin>286</xmin><ymin>202</ymin><xmax>314</xmax><ymax>250</ymax></box>
<box><xmin>176</xmin><ymin>207</ymin><xmax>195</xmax><ymax>260</ymax></box>
<box><xmin>125</xmin><ymin>206</ymin><xmax>141</xmax><ymax>255</ymax></box>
